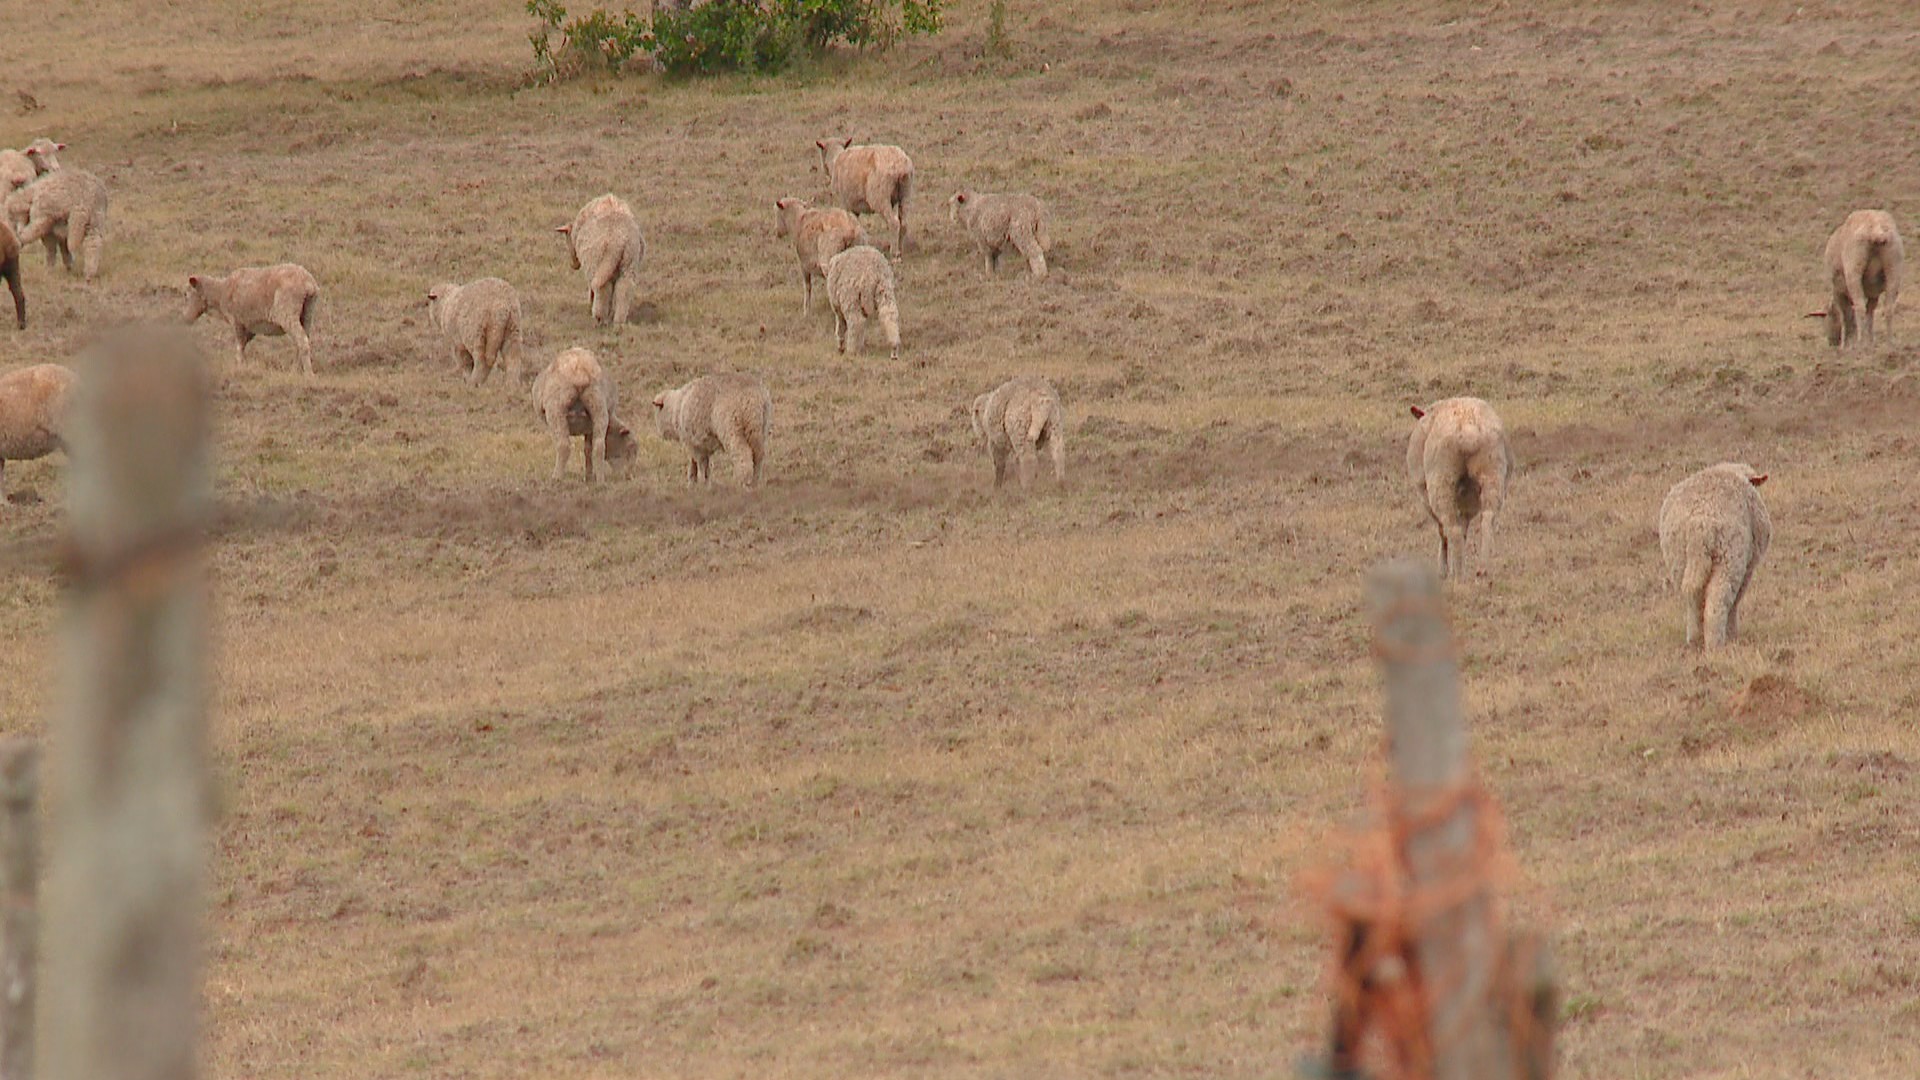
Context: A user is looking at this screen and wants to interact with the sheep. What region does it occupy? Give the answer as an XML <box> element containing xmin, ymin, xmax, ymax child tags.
<box><xmin>650</xmin><ymin>373</ymin><xmax>771</xmax><ymax>488</ymax></box>
<box><xmin>1658</xmin><ymin>463</ymin><xmax>1772</xmax><ymax>649</ymax></box>
<box><xmin>0</xmin><ymin>363</ymin><xmax>76</xmax><ymax>508</ymax></box>
<box><xmin>947</xmin><ymin>190</ymin><xmax>1051</xmax><ymax>278</ymax></box>
<box><xmin>814</xmin><ymin>137</ymin><xmax>914</xmax><ymax>255</ymax></box>
<box><xmin>970</xmin><ymin>376</ymin><xmax>1066</xmax><ymax>489</ymax></box>
<box><xmin>184</xmin><ymin>263</ymin><xmax>321</xmax><ymax>377</ymax></box>
<box><xmin>1406</xmin><ymin>397</ymin><xmax>1512</xmax><ymax>580</ymax></box>
<box><xmin>824</xmin><ymin>245</ymin><xmax>901</xmax><ymax>360</ymax></box>
<box><xmin>14</xmin><ymin>168</ymin><xmax>109</xmax><ymax>283</ymax></box>
<box><xmin>0</xmin><ymin>221</ymin><xmax>22</xmax><ymax>330</ymax></box>
<box><xmin>555</xmin><ymin>194</ymin><xmax>645</xmax><ymax>326</ymax></box>
<box><xmin>1813</xmin><ymin>210</ymin><xmax>1903</xmax><ymax>348</ymax></box>
<box><xmin>0</xmin><ymin>138</ymin><xmax>62</xmax><ymax>192</ymax></box>
<box><xmin>532</xmin><ymin>347</ymin><xmax>637</xmax><ymax>483</ymax></box>
<box><xmin>426</xmin><ymin>277</ymin><xmax>526</xmax><ymax>387</ymax></box>
<box><xmin>774</xmin><ymin>196</ymin><xmax>868</xmax><ymax>313</ymax></box>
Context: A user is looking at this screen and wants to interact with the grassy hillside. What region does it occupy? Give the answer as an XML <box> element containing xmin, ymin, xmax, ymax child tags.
<box><xmin>3</xmin><ymin>2</ymin><xmax>1918</xmax><ymax>1076</ymax></box>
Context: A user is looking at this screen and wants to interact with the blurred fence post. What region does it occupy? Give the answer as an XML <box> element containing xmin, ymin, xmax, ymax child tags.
<box><xmin>43</xmin><ymin>326</ymin><xmax>210</xmax><ymax>1080</ymax></box>
<box><xmin>1308</xmin><ymin>560</ymin><xmax>1554</xmax><ymax>1080</ymax></box>
<box><xmin>0</xmin><ymin>739</ymin><xmax>37</xmax><ymax>1080</ymax></box>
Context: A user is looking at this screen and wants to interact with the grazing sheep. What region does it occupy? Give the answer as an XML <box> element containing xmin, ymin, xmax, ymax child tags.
<box><xmin>532</xmin><ymin>347</ymin><xmax>637</xmax><ymax>483</ymax></box>
<box><xmin>824</xmin><ymin>245</ymin><xmax>901</xmax><ymax>360</ymax></box>
<box><xmin>0</xmin><ymin>363</ymin><xmax>75</xmax><ymax>507</ymax></box>
<box><xmin>775</xmin><ymin>197</ymin><xmax>868</xmax><ymax>312</ymax></box>
<box><xmin>947</xmin><ymin>190</ymin><xmax>1051</xmax><ymax>278</ymax></box>
<box><xmin>1659</xmin><ymin>463</ymin><xmax>1772</xmax><ymax>649</ymax></box>
<box><xmin>556</xmin><ymin>194</ymin><xmax>645</xmax><ymax>326</ymax></box>
<box><xmin>0</xmin><ymin>138</ymin><xmax>62</xmax><ymax>192</ymax></box>
<box><xmin>1815</xmin><ymin>210</ymin><xmax>1904</xmax><ymax>348</ymax></box>
<box><xmin>184</xmin><ymin>263</ymin><xmax>321</xmax><ymax>377</ymax></box>
<box><xmin>0</xmin><ymin>221</ymin><xmax>22</xmax><ymax>330</ymax></box>
<box><xmin>650</xmin><ymin>373</ymin><xmax>771</xmax><ymax>488</ymax></box>
<box><xmin>814</xmin><ymin>137</ymin><xmax>914</xmax><ymax>255</ymax></box>
<box><xmin>426</xmin><ymin>277</ymin><xmax>526</xmax><ymax>387</ymax></box>
<box><xmin>1406</xmin><ymin>397</ymin><xmax>1512</xmax><ymax>580</ymax></box>
<box><xmin>14</xmin><ymin>168</ymin><xmax>109</xmax><ymax>283</ymax></box>
<box><xmin>970</xmin><ymin>376</ymin><xmax>1066</xmax><ymax>489</ymax></box>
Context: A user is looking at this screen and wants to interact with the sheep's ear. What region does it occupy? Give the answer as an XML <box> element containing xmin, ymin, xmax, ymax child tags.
<box><xmin>1409</xmin><ymin>405</ymin><xmax>1425</xmax><ymax>419</ymax></box>
<box><xmin>554</xmin><ymin>225</ymin><xmax>571</xmax><ymax>234</ymax></box>
<box><xmin>652</xmin><ymin>393</ymin><xmax>667</xmax><ymax>409</ymax></box>
<box><xmin>815</xmin><ymin>139</ymin><xmax>828</xmax><ymax>151</ymax></box>
<box><xmin>954</xmin><ymin>192</ymin><xmax>967</xmax><ymax>204</ymax></box>
<box><xmin>1749</xmin><ymin>473</ymin><xmax>1767</xmax><ymax>487</ymax></box>
<box><xmin>54</xmin><ymin>143</ymin><xmax>65</xmax><ymax>151</ymax></box>
<box><xmin>186</xmin><ymin>275</ymin><xmax>201</xmax><ymax>288</ymax></box>
<box><xmin>842</xmin><ymin>137</ymin><xmax>854</xmax><ymax>148</ymax></box>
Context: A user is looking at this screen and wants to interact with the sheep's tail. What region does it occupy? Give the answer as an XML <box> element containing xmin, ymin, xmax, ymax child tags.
<box><xmin>1027</xmin><ymin>403</ymin><xmax>1052</xmax><ymax>448</ymax></box>
<box><xmin>591</xmin><ymin>253</ymin><xmax>623</xmax><ymax>295</ymax></box>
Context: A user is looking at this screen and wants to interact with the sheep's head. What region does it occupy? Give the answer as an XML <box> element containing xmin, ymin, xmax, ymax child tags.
<box><xmin>947</xmin><ymin>190</ymin><xmax>974</xmax><ymax>227</ymax></box>
<box><xmin>814</xmin><ymin>137</ymin><xmax>853</xmax><ymax>172</ymax></box>
<box><xmin>651</xmin><ymin>390</ymin><xmax>679</xmax><ymax>441</ymax></box>
<box><xmin>1721</xmin><ymin>462</ymin><xmax>1767</xmax><ymax>487</ymax></box>
<box><xmin>774</xmin><ymin>197</ymin><xmax>801</xmax><ymax>238</ymax></box>
<box><xmin>425</xmin><ymin>284</ymin><xmax>455</xmax><ymax>330</ymax></box>
<box><xmin>183</xmin><ymin>276</ymin><xmax>210</xmax><ymax>323</ymax></box>
<box><xmin>23</xmin><ymin>139</ymin><xmax>62</xmax><ymax>174</ymax></box>
<box><xmin>554</xmin><ymin>223</ymin><xmax>579</xmax><ymax>270</ymax></box>
<box><xmin>605</xmin><ymin>421</ymin><xmax>640</xmax><ymax>477</ymax></box>
<box><xmin>969</xmin><ymin>394</ymin><xmax>990</xmax><ymax>443</ymax></box>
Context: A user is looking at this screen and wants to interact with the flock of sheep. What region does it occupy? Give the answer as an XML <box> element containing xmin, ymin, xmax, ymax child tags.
<box><xmin>0</xmin><ymin>126</ymin><xmax>1907</xmax><ymax>650</ymax></box>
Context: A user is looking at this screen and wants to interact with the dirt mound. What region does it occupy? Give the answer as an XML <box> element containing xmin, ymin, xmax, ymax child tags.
<box><xmin>1727</xmin><ymin>673</ymin><xmax>1818</xmax><ymax>726</ymax></box>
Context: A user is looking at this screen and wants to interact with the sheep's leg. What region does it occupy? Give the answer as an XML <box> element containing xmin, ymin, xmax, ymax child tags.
<box><xmin>870</xmin><ymin>182</ymin><xmax>904</xmax><ymax>256</ymax></box>
<box><xmin>4</xmin><ymin>260</ymin><xmax>23</xmax><ymax>329</ymax></box>
<box><xmin>0</xmin><ymin>459</ymin><xmax>7</xmax><ymax>506</ymax></box>
<box><xmin>1045</xmin><ymin>429</ymin><xmax>1066</xmax><ymax>483</ymax></box>
<box><xmin>1016</xmin><ymin>444</ymin><xmax>1037</xmax><ymax>489</ymax></box>
<box><xmin>1844</xmin><ymin>275</ymin><xmax>1869</xmax><ymax>347</ymax></box>
<box><xmin>744</xmin><ymin>427</ymin><xmax>766</xmax><ymax>488</ymax></box>
<box><xmin>1864</xmin><ymin>294</ymin><xmax>1880</xmax><ymax>347</ymax></box>
<box><xmin>990</xmin><ymin>443</ymin><xmax>1009</xmax><ymax>488</ymax></box>
<box><xmin>879</xmin><ymin>301</ymin><xmax>901</xmax><ymax>362</ymax></box>
<box><xmin>71</xmin><ymin>213</ymin><xmax>101</xmax><ymax>284</ymax></box>
<box><xmin>802</xmin><ymin>271</ymin><xmax>814</xmax><ymax>313</ymax></box>
<box><xmin>1678</xmin><ymin>558</ymin><xmax>1709</xmax><ymax>648</ymax></box>
<box><xmin>1702</xmin><ymin>564</ymin><xmax>1740</xmax><ymax>648</ymax></box>
<box><xmin>685</xmin><ymin>456</ymin><xmax>699</xmax><ymax>484</ymax></box>
<box><xmin>585</xmin><ymin>396</ymin><xmax>609</xmax><ymax>483</ymax></box>
<box><xmin>1013</xmin><ymin>229</ymin><xmax>1049</xmax><ymax>279</ymax></box>
<box><xmin>231</xmin><ymin>327</ymin><xmax>253</xmax><ymax>374</ymax></box>
<box><xmin>612</xmin><ymin>274</ymin><xmax>632</xmax><ymax>326</ymax></box>
<box><xmin>275</xmin><ymin>301</ymin><xmax>315</xmax><ymax>378</ymax></box>
<box><xmin>846</xmin><ymin>310</ymin><xmax>866</xmax><ymax>355</ymax></box>
<box><xmin>1827</xmin><ymin>304</ymin><xmax>1843</xmax><ymax>348</ymax></box>
<box><xmin>548</xmin><ymin>425</ymin><xmax>572</xmax><ymax>481</ymax></box>
<box><xmin>1841</xmin><ymin>300</ymin><xmax>1859</xmax><ymax>347</ymax></box>
<box><xmin>834</xmin><ymin>309</ymin><xmax>849</xmax><ymax>353</ymax></box>
<box><xmin>983</xmin><ymin>247</ymin><xmax>997</xmax><ymax>276</ymax></box>
<box><xmin>57</xmin><ymin>236</ymin><xmax>73</xmax><ymax>273</ymax></box>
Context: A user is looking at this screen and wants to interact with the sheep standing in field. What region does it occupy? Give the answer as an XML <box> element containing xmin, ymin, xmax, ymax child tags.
<box><xmin>0</xmin><ymin>221</ymin><xmax>23</xmax><ymax>330</ymax></box>
<box><xmin>970</xmin><ymin>376</ymin><xmax>1066</xmax><ymax>489</ymax></box>
<box><xmin>774</xmin><ymin>196</ymin><xmax>868</xmax><ymax>313</ymax></box>
<box><xmin>426</xmin><ymin>277</ymin><xmax>526</xmax><ymax>386</ymax></box>
<box><xmin>1815</xmin><ymin>210</ymin><xmax>1903</xmax><ymax>348</ymax></box>
<box><xmin>0</xmin><ymin>138</ymin><xmax>62</xmax><ymax>192</ymax></box>
<box><xmin>556</xmin><ymin>194</ymin><xmax>645</xmax><ymax>326</ymax></box>
<box><xmin>184</xmin><ymin>263</ymin><xmax>321</xmax><ymax>377</ymax></box>
<box><xmin>947</xmin><ymin>190</ymin><xmax>1051</xmax><ymax>278</ymax></box>
<box><xmin>825</xmin><ymin>245</ymin><xmax>901</xmax><ymax>360</ymax></box>
<box><xmin>1406</xmin><ymin>397</ymin><xmax>1512</xmax><ymax>580</ymax></box>
<box><xmin>814</xmin><ymin>137</ymin><xmax>914</xmax><ymax>255</ymax></box>
<box><xmin>532</xmin><ymin>347</ymin><xmax>637</xmax><ymax>483</ymax></box>
<box><xmin>650</xmin><ymin>373</ymin><xmax>771</xmax><ymax>488</ymax></box>
<box><xmin>0</xmin><ymin>363</ymin><xmax>76</xmax><ymax>508</ymax></box>
<box><xmin>14</xmin><ymin>168</ymin><xmax>109</xmax><ymax>283</ymax></box>
<box><xmin>1659</xmin><ymin>463</ymin><xmax>1772</xmax><ymax>649</ymax></box>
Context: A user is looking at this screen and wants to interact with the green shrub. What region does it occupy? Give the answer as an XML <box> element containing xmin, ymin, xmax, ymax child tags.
<box><xmin>526</xmin><ymin>0</ymin><xmax>945</xmax><ymax>81</ymax></box>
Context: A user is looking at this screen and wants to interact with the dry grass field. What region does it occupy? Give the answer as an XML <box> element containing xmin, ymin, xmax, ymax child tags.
<box><xmin>4</xmin><ymin>1</ymin><xmax>1919</xmax><ymax>1076</ymax></box>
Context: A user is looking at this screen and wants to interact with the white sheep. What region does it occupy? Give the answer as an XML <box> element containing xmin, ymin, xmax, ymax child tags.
<box><xmin>556</xmin><ymin>194</ymin><xmax>645</xmax><ymax>325</ymax></box>
<box><xmin>532</xmin><ymin>347</ymin><xmax>637</xmax><ymax>483</ymax></box>
<box><xmin>1814</xmin><ymin>210</ymin><xmax>1903</xmax><ymax>348</ymax></box>
<box><xmin>14</xmin><ymin>168</ymin><xmax>109</xmax><ymax>283</ymax></box>
<box><xmin>814</xmin><ymin>137</ymin><xmax>914</xmax><ymax>255</ymax></box>
<box><xmin>0</xmin><ymin>138</ymin><xmax>62</xmax><ymax>192</ymax></box>
<box><xmin>775</xmin><ymin>196</ymin><xmax>868</xmax><ymax>312</ymax></box>
<box><xmin>426</xmin><ymin>277</ymin><xmax>526</xmax><ymax>386</ymax></box>
<box><xmin>1</xmin><ymin>221</ymin><xmax>22</xmax><ymax>330</ymax></box>
<box><xmin>1406</xmin><ymin>397</ymin><xmax>1512</xmax><ymax>580</ymax></box>
<box><xmin>1658</xmin><ymin>463</ymin><xmax>1771</xmax><ymax>649</ymax></box>
<box><xmin>0</xmin><ymin>363</ymin><xmax>76</xmax><ymax>508</ymax></box>
<box><xmin>824</xmin><ymin>245</ymin><xmax>901</xmax><ymax>360</ymax></box>
<box><xmin>947</xmin><ymin>190</ymin><xmax>1051</xmax><ymax>278</ymax></box>
<box><xmin>970</xmin><ymin>376</ymin><xmax>1066</xmax><ymax>488</ymax></box>
<box><xmin>650</xmin><ymin>373</ymin><xmax>771</xmax><ymax>488</ymax></box>
<box><xmin>184</xmin><ymin>264</ymin><xmax>321</xmax><ymax>377</ymax></box>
